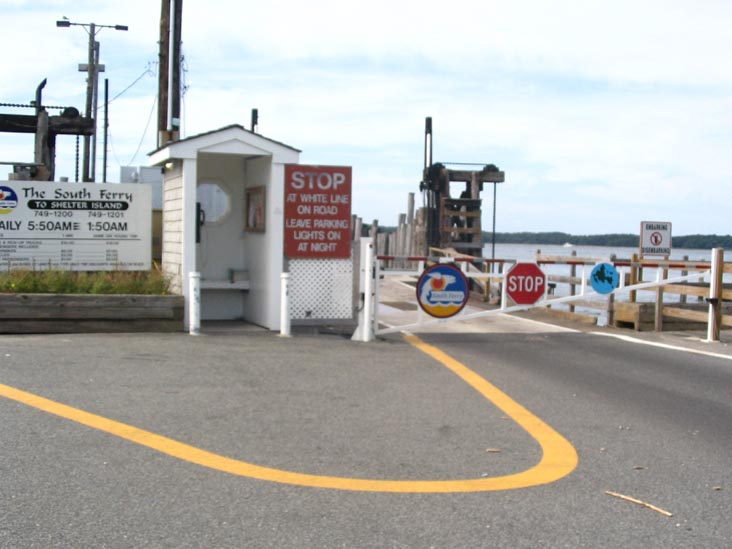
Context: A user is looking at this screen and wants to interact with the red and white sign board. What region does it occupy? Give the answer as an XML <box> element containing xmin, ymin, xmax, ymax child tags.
<box><xmin>506</xmin><ymin>262</ymin><xmax>546</xmax><ymax>305</ymax></box>
<box><xmin>284</xmin><ymin>165</ymin><xmax>352</xmax><ymax>259</ymax></box>
<box><xmin>640</xmin><ymin>221</ymin><xmax>672</xmax><ymax>257</ymax></box>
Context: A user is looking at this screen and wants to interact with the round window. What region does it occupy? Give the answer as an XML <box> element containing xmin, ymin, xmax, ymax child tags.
<box><xmin>197</xmin><ymin>182</ymin><xmax>230</xmax><ymax>224</ymax></box>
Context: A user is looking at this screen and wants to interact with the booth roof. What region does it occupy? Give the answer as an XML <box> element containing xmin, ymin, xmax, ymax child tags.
<box><xmin>148</xmin><ymin>124</ymin><xmax>302</xmax><ymax>156</ymax></box>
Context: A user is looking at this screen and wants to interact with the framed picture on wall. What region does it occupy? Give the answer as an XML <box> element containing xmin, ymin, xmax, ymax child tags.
<box><xmin>246</xmin><ymin>186</ymin><xmax>266</xmax><ymax>232</ymax></box>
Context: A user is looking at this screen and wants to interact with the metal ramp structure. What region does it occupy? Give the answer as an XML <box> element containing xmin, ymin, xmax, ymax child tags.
<box><xmin>418</xmin><ymin>117</ymin><xmax>505</xmax><ymax>258</ymax></box>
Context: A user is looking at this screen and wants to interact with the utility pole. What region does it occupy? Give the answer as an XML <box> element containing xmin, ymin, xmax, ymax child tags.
<box><xmin>157</xmin><ymin>0</ymin><xmax>170</xmax><ymax>148</ymax></box>
<box><xmin>157</xmin><ymin>0</ymin><xmax>183</xmax><ymax>148</ymax></box>
<box><xmin>57</xmin><ymin>18</ymin><xmax>128</xmax><ymax>182</ymax></box>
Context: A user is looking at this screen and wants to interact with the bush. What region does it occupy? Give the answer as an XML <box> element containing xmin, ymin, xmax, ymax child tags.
<box><xmin>0</xmin><ymin>267</ymin><xmax>171</xmax><ymax>295</ymax></box>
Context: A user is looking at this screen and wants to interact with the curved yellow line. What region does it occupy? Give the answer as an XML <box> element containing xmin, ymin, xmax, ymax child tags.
<box><xmin>0</xmin><ymin>334</ymin><xmax>577</xmax><ymax>493</ymax></box>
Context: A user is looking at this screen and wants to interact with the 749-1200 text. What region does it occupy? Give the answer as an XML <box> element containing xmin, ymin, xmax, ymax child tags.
<box><xmin>34</xmin><ymin>210</ymin><xmax>73</xmax><ymax>218</ymax></box>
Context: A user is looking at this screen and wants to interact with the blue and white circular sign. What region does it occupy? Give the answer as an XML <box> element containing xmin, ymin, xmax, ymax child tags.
<box><xmin>590</xmin><ymin>263</ymin><xmax>620</xmax><ymax>295</ymax></box>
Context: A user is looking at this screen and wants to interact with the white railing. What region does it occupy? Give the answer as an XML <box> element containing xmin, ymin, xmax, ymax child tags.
<box><xmin>351</xmin><ymin>239</ymin><xmax>722</xmax><ymax>342</ymax></box>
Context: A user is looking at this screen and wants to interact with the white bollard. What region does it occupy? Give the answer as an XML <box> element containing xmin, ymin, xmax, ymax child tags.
<box><xmin>364</xmin><ymin>239</ymin><xmax>375</xmax><ymax>341</ymax></box>
<box><xmin>352</xmin><ymin>238</ymin><xmax>375</xmax><ymax>342</ymax></box>
<box><xmin>500</xmin><ymin>262</ymin><xmax>508</xmax><ymax>310</ymax></box>
<box><xmin>280</xmin><ymin>272</ymin><xmax>291</xmax><ymax>337</ymax></box>
<box><xmin>706</xmin><ymin>248</ymin><xmax>723</xmax><ymax>342</ymax></box>
<box><xmin>188</xmin><ymin>272</ymin><xmax>201</xmax><ymax>336</ymax></box>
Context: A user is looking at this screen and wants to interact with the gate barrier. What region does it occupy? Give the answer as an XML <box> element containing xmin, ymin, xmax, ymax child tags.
<box><xmin>351</xmin><ymin>238</ymin><xmax>724</xmax><ymax>343</ymax></box>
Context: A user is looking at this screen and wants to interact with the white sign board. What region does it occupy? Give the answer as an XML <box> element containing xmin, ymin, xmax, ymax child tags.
<box><xmin>0</xmin><ymin>182</ymin><xmax>151</xmax><ymax>270</ymax></box>
<box><xmin>640</xmin><ymin>221</ymin><xmax>672</xmax><ymax>257</ymax></box>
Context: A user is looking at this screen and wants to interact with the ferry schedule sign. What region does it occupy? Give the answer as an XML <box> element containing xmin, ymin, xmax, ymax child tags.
<box><xmin>284</xmin><ymin>165</ymin><xmax>352</xmax><ymax>259</ymax></box>
<box><xmin>640</xmin><ymin>221</ymin><xmax>672</xmax><ymax>257</ymax></box>
<box><xmin>0</xmin><ymin>182</ymin><xmax>151</xmax><ymax>270</ymax></box>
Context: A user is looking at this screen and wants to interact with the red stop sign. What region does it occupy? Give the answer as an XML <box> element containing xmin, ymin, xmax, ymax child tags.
<box><xmin>506</xmin><ymin>262</ymin><xmax>546</xmax><ymax>305</ymax></box>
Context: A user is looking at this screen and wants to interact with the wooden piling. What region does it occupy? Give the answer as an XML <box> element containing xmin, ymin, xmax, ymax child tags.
<box><xmin>569</xmin><ymin>250</ymin><xmax>577</xmax><ymax>314</ymax></box>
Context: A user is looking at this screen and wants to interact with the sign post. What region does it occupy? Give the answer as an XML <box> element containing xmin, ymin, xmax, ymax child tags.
<box><xmin>640</xmin><ymin>221</ymin><xmax>672</xmax><ymax>331</ymax></box>
<box><xmin>505</xmin><ymin>262</ymin><xmax>546</xmax><ymax>305</ymax></box>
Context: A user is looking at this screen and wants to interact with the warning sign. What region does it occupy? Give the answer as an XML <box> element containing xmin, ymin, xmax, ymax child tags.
<box><xmin>640</xmin><ymin>221</ymin><xmax>672</xmax><ymax>257</ymax></box>
<box><xmin>284</xmin><ymin>165</ymin><xmax>352</xmax><ymax>259</ymax></box>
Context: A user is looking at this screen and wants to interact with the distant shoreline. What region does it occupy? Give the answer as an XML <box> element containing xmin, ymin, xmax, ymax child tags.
<box><xmin>373</xmin><ymin>228</ymin><xmax>731</xmax><ymax>249</ymax></box>
<box><xmin>376</xmin><ymin>228</ymin><xmax>731</xmax><ymax>249</ymax></box>
<box><xmin>481</xmin><ymin>232</ymin><xmax>731</xmax><ymax>250</ymax></box>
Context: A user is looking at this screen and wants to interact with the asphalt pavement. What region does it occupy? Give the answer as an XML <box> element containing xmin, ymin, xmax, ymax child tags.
<box><xmin>1</xmin><ymin>295</ymin><xmax>731</xmax><ymax>548</ymax></box>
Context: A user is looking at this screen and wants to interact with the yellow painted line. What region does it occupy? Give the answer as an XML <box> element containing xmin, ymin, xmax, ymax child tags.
<box><xmin>0</xmin><ymin>334</ymin><xmax>577</xmax><ymax>493</ymax></box>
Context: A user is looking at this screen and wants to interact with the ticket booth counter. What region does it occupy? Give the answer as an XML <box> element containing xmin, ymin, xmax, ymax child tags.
<box><xmin>148</xmin><ymin>124</ymin><xmax>300</xmax><ymax>330</ymax></box>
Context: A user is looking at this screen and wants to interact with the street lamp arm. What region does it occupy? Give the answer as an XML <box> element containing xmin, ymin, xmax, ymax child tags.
<box><xmin>55</xmin><ymin>20</ymin><xmax>129</xmax><ymax>33</ymax></box>
<box><xmin>55</xmin><ymin>17</ymin><xmax>128</xmax><ymax>182</ymax></box>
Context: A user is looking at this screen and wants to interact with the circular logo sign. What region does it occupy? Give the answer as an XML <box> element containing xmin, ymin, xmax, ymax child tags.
<box><xmin>416</xmin><ymin>263</ymin><xmax>470</xmax><ymax>318</ymax></box>
<box><xmin>590</xmin><ymin>263</ymin><xmax>620</xmax><ymax>295</ymax></box>
<box><xmin>0</xmin><ymin>186</ymin><xmax>19</xmax><ymax>214</ymax></box>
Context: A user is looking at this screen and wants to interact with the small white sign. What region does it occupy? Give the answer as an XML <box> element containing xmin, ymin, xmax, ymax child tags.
<box><xmin>640</xmin><ymin>221</ymin><xmax>672</xmax><ymax>257</ymax></box>
<box><xmin>0</xmin><ymin>182</ymin><xmax>151</xmax><ymax>270</ymax></box>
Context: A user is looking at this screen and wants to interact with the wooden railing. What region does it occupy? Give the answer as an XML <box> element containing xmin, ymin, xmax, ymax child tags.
<box><xmin>419</xmin><ymin>247</ymin><xmax>730</xmax><ymax>333</ymax></box>
<box><xmin>536</xmin><ymin>251</ymin><xmax>731</xmax><ymax>332</ymax></box>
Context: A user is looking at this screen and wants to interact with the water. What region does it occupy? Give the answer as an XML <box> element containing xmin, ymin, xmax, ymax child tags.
<box><xmin>485</xmin><ymin>242</ymin><xmax>731</xmax><ymax>264</ymax></box>
<box><xmin>482</xmin><ymin>243</ymin><xmax>730</xmax><ymax>326</ymax></box>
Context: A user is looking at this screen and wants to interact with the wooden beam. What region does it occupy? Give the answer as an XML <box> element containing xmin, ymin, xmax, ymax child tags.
<box><xmin>447</xmin><ymin>169</ymin><xmax>505</xmax><ymax>183</ymax></box>
<box><xmin>0</xmin><ymin>113</ymin><xmax>94</xmax><ymax>136</ymax></box>
<box><xmin>663</xmin><ymin>283</ymin><xmax>710</xmax><ymax>297</ymax></box>
<box><xmin>0</xmin><ymin>113</ymin><xmax>37</xmax><ymax>133</ymax></box>
<box><xmin>662</xmin><ymin>307</ymin><xmax>707</xmax><ymax>323</ymax></box>
<box><xmin>49</xmin><ymin>115</ymin><xmax>95</xmax><ymax>136</ymax></box>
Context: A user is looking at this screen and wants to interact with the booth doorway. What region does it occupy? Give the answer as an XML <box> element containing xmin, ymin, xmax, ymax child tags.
<box><xmin>196</xmin><ymin>178</ymin><xmax>247</xmax><ymax>319</ymax></box>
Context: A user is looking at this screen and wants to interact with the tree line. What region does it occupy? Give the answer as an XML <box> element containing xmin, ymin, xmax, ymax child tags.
<box><xmin>482</xmin><ymin>232</ymin><xmax>732</xmax><ymax>249</ymax></box>
<box><xmin>375</xmin><ymin>226</ymin><xmax>731</xmax><ymax>249</ymax></box>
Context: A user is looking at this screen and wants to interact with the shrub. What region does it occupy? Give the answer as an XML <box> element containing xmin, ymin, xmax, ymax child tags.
<box><xmin>0</xmin><ymin>267</ymin><xmax>171</xmax><ymax>295</ymax></box>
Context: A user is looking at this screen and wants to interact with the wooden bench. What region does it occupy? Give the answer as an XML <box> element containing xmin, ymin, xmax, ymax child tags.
<box><xmin>200</xmin><ymin>269</ymin><xmax>250</xmax><ymax>291</ymax></box>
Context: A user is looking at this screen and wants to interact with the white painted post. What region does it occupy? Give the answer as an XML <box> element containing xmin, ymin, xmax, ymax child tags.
<box><xmin>706</xmin><ymin>248</ymin><xmax>723</xmax><ymax>342</ymax></box>
<box><xmin>352</xmin><ymin>238</ymin><xmax>375</xmax><ymax>342</ymax></box>
<box><xmin>654</xmin><ymin>268</ymin><xmax>664</xmax><ymax>332</ymax></box>
<box><xmin>542</xmin><ymin>264</ymin><xmax>549</xmax><ymax>302</ymax></box>
<box><xmin>188</xmin><ymin>272</ymin><xmax>201</xmax><ymax>336</ymax></box>
<box><xmin>417</xmin><ymin>260</ymin><xmax>425</xmax><ymax>323</ymax></box>
<box><xmin>280</xmin><ymin>272</ymin><xmax>291</xmax><ymax>337</ymax></box>
<box><xmin>500</xmin><ymin>262</ymin><xmax>508</xmax><ymax>310</ymax></box>
<box><xmin>365</xmin><ymin>239</ymin><xmax>376</xmax><ymax>341</ymax></box>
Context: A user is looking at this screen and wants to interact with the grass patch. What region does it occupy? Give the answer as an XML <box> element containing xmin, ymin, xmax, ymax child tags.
<box><xmin>0</xmin><ymin>268</ymin><xmax>171</xmax><ymax>295</ymax></box>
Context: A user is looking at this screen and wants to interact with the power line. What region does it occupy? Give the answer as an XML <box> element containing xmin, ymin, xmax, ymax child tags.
<box><xmin>109</xmin><ymin>94</ymin><xmax>157</xmax><ymax>169</ymax></box>
<box><xmin>104</xmin><ymin>63</ymin><xmax>157</xmax><ymax>108</ymax></box>
<box><xmin>130</xmin><ymin>94</ymin><xmax>158</xmax><ymax>165</ymax></box>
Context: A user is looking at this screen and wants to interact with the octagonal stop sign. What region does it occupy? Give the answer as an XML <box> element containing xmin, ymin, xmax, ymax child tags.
<box><xmin>506</xmin><ymin>262</ymin><xmax>546</xmax><ymax>305</ymax></box>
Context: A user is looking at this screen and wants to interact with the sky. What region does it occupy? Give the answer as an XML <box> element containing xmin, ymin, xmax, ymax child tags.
<box><xmin>1</xmin><ymin>0</ymin><xmax>731</xmax><ymax>236</ymax></box>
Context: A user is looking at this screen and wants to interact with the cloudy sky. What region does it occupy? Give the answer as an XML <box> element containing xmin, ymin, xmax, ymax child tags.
<box><xmin>1</xmin><ymin>0</ymin><xmax>731</xmax><ymax>235</ymax></box>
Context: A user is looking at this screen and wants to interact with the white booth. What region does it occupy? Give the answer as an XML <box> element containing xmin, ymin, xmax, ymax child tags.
<box><xmin>148</xmin><ymin>124</ymin><xmax>300</xmax><ymax>330</ymax></box>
